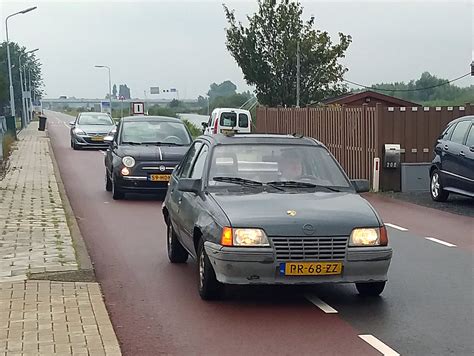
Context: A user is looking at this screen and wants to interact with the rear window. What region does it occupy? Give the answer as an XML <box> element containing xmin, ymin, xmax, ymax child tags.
<box><xmin>219</xmin><ymin>112</ymin><xmax>237</xmax><ymax>127</ymax></box>
<box><xmin>239</xmin><ymin>113</ymin><xmax>249</xmax><ymax>128</ymax></box>
<box><xmin>450</xmin><ymin>121</ymin><xmax>470</xmax><ymax>144</ymax></box>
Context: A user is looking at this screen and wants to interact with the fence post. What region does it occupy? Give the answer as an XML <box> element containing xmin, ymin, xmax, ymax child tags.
<box><xmin>264</xmin><ymin>107</ymin><xmax>268</xmax><ymax>133</ymax></box>
<box><xmin>465</xmin><ymin>103</ymin><xmax>472</xmax><ymax>116</ymax></box>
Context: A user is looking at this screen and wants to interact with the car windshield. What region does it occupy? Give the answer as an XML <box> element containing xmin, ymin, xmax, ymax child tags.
<box><xmin>121</xmin><ymin>120</ymin><xmax>191</xmax><ymax>145</ymax></box>
<box><xmin>78</xmin><ymin>114</ymin><xmax>114</xmax><ymax>125</ymax></box>
<box><xmin>208</xmin><ymin>144</ymin><xmax>351</xmax><ymax>189</ymax></box>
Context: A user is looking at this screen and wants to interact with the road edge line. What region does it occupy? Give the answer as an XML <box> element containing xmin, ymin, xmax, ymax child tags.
<box><xmin>425</xmin><ymin>237</ymin><xmax>457</xmax><ymax>247</ymax></box>
<box><xmin>359</xmin><ymin>334</ymin><xmax>399</xmax><ymax>356</ymax></box>
<box><xmin>385</xmin><ymin>223</ymin><xmax>408</xmax><ymax>231</ymax></box>
<box><xmin>305</xmin><ymin>295</ymin><xmax>338</xmax><ymax>313</ymax></box>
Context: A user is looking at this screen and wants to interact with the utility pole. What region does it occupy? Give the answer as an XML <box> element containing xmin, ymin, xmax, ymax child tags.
<box><xmin>296</xmin><ymin>40</ymin><xmax>301</xmax><ymax>108</ymax></box>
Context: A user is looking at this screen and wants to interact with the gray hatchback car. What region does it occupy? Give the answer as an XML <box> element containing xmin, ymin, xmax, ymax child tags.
<box><xmin>163</xmin><ymin>134</ymin><xmax>392</xmax><ymax>300</ymax></box>
<box><xmin>70</xmin><ymin>112</ymin><xmax>116</xmax><ymax>150</ymax></box>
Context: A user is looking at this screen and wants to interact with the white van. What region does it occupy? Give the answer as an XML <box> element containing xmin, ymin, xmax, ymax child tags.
<box><xmin>202</xmin><ymin>108</ymin><xmax>252</xmax><ymax>135</ymax></box>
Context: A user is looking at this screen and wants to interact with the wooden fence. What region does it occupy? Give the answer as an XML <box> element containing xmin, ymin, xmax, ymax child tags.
<box><xmin>256</xmin><ymin>103</ymin><xmax>473</xmax><ymax>188</ymax></box>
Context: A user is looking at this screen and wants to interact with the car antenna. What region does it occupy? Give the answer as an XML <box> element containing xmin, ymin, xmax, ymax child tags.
<box><xmin>292</xmin><ymin>133</ymin><xmax>304</xmax><ymax>138</ymax></box>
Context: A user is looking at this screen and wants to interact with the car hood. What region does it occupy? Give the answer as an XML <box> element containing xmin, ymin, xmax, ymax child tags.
<box><xmin>118</xmin><ymin>144</ymin><xmax>190</xmax><ymax>161</ymax></box>
<box><xmin>210</xmin><ymin>191</ymin><xmax>381</xmax><ymax>237</ymax></box>
<box><xmin>77</xmin><ymin>124</ymin><xmax>115</xmax><ymax>134</ymax></box>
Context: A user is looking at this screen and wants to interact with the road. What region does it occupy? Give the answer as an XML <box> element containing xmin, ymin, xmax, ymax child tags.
<box><xmin>46</xmin><ymin>110</ymin><xmax>473</xmax><ymax>356</ymax></box>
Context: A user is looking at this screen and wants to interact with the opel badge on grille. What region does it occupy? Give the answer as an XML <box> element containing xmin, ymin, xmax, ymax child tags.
<box><xmin>159</xmin><ymin>165</ymin><xmax>166</xmax><ymax>172</ymax></box>
<box><xmin>302</xmin><ymin>224</ymin><xmax>315</xmax><ymax>235</ymax></box>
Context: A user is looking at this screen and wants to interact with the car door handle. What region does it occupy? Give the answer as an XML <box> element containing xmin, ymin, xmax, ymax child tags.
<box><xmin>178</xmin><ymin>198</ymin><xmax>182</xmax><ymax>205</ymax></box>
<box><xmin>443</xmin><ymin>145</ymin><xmax>449</xmax><ymax>151</ymax></box>
<box><xmin>459</xmin><ymin>151</ymin><xmax>465</xmax><ymax>157</ymax></box>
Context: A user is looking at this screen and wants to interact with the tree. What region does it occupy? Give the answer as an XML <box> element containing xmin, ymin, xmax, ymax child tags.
<box><xmin>207</xmin><ymin>80</ymin><xmax>237</xmax><ymax>100</ymax></box>
<box><xmin>0</xmin><ymin>42</ymin><xmax>44</xmax><ymax>116</ymax></box>
<box><xmin>119</xmin><ymin>84</ymin><xmax>131</xmax><ymax>99</ymax></box>
<box><xmin>112</xmin><ymin>84</ymin><xmax>117</xmax><ymax>99</ymax></box>
<box><xmin>169</xmin><ymin>99</ymin><xmax>182</xmax><ymax>108</ymax></box>
<box><xmin>224</xmin><ymin>0</ymin><xmax>351</xmax><ymax>106</ymax></box>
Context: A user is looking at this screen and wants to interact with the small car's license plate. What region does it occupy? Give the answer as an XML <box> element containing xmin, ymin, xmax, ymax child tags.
<box><xmin>281</xmin><ymin>262</ymin><xmax>342</xmax><ymax>276</ymax></box>
<box><xmin>149</xmin><ymin>174</ymin><xmax>171</xmax><ymax>182</ymax></box>
<box><xmin>91</xmin><ymin>136</ymin><xmax>104</xmax><ymax>141</ymax></box>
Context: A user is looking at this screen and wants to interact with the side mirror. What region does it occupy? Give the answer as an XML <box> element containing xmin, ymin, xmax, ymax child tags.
<box><xmin>104</xmin><ymin>136</ymin><xmax>114</xmax><ymax>143</ymax></box>
<box><xmin>69</xmin><ymin>121</ymin><xmax>75</xmax><ymax>126</ymax></box>
<box><xmin>177</xmin><ymin>178</ymin><xmax>202</xmax><ymax>194</ymax></box>
<box><xmin>202</xmin><ymin>122</ymin><xmax>208</xmax><ymax>128</ymax></box>
<box><xmin>351</xmin><ymin>179</ymin><xmax>370</xmax><ymax>193</ymax></box>
<box><xmin>470</xmin><ymin>146</ymin><xmax>474</xmax><ymax>153</ymax></box>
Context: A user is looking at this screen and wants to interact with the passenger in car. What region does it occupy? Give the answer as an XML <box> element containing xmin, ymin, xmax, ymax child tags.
<box><xmin>278</xmin><ymin>150</ymin><xmax>304</xmax><ymax>181</ymax></box>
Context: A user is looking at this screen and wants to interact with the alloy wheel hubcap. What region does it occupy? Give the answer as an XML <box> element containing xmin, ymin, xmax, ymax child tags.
<box><xmin>199</xmin><ymin>251</ymin><xmax>205</xmax><ymax>289</ymax></box>
<box><xmin>431</xmin><ymin>173</ymin><xmax>439</xmax><ymax>197</ymax></box>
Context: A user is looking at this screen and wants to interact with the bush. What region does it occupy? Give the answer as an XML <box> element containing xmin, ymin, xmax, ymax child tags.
<box><xmin>1</xmin><ymin>133</ymin><xmax>15</xmax><ymax>160</ymax></box>
<box><xmin>147</xmin><ymin>106</ymin><xmax>178</xmax><ymax>118</ymax></box>
<box><xmin>183</xmin><ymin>120</ymin><xmax>202</xmax><ymax>139</ymax></box>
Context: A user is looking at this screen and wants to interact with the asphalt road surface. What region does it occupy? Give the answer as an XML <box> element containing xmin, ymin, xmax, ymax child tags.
<box><xmin>46</xmin><ymin>111</ymin><xmax>473</xmax><ymax>356</ymax></box>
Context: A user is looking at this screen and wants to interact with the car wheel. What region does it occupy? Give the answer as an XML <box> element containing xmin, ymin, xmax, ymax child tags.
<box><xmin>105</xmin><ymin>169</ymin><xmax>112</xmax><ymax>192</ymax></box>
<box><xmin>167</xmin><ymin>223</ymin><xmax>188</xmax><ymax>263</ymax></box>
<box><xmin>430</xmin><ymin>169</ymin><xmax>449</xmax><ymax>202</ymax></box>
<box><xmin>112</xmin><ymin>176</ymin><xmax>125</xmax><ymax>200</ymax></box>
<box><xmin>72</xmin><ymin>140</ymin><xmax>80</xmax><ymax>150</ymax></box>
<box><xmin>356</xmin><ymin>281</ymin><xmax>386</xmax><ymax>296</ymax></box>
<box><xmin>197</xmin><ymin>238</ymin><xmax>222</xmax><ymax>300</ymax></box>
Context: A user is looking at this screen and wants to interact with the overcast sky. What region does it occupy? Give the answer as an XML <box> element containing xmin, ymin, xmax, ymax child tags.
<box><xmin>1</xmin><ymin>0</ymin><xmax>473</xmax><ymax>99</ymax></box>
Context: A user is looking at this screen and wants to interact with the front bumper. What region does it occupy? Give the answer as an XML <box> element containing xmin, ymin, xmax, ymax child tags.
<box><xmin>115</xmin><ymin>175</ymin><xmax>169</xmax><ymax>192</ymax></box>
<box><xmin>204</xmin><ymin>241</ymin><xmax>392</xmax><ymax>285</ymax></box>
<box><xmin>72</xmin><ymin>135</ymin><xmax>109</xmax><ymax>147</ymax></box>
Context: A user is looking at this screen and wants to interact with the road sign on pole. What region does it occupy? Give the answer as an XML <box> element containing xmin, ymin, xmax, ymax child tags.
<box><xmin>150</xmin><ymin>87</ymin><xmax>160</xmax><ymax>94</ymax></box>
<box><xmin>131</xmin><ymin>102</ymin><xmax>145</xmax><ymax>115</ymax></box>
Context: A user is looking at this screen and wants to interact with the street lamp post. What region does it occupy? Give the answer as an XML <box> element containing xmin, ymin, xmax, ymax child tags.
<box><xmin>5</xmin><ymin>6</ymin><xmax>37</xmax><ymax>118</ymax></box>
<box><xmin>19</xmin><ymin>48</ymin><xmax>38</xmax><ymax>129</ymax></box>
<box><xmin>94</xmin><ymin>65</ymin><xmax>112</xmax><ymax>115</ymax></box>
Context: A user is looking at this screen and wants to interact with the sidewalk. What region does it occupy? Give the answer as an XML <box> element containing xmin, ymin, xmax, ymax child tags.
<box><xmin>0</xmin><ymin>122</ymin><xmax>121</xmax><ymax>355</ymax></box>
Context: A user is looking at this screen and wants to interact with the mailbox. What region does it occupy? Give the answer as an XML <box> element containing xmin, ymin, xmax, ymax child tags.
<box><xmin>383</xmin><ymin>144</ymin><xmax>401</xmax><ymax>169</ymax></box>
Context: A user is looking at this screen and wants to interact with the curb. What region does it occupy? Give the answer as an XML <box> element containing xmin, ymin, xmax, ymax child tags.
<box><xmin>29</xmin><ymin>134</ymin><xmax>95</xmax><ymax>282</ymax></box>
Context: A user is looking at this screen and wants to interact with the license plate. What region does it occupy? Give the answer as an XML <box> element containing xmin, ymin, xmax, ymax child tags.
<box><xmin>281</xmin><ymin>262</ymin><xmax>342</xmax><ymax>276</ymax></box>
<box><xmin>149</xmin><ymin>174</ymin><xmax>171</xmax><ymax>182</ymax></box>
<box><xmin>221</xmin><ymin>129</ymin><xmax>235</xmax><ymax>134</ymax></box>
<box><xmin>91</xmin><ymin>136</ymin><xmax>104</xmax><ymax>141</ymax></box>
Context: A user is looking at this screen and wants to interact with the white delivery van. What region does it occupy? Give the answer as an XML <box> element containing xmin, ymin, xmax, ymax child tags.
<box><xmin>202</xmin><ymin>108</ymin><xmax>252</xmax><ymax>135</ymax></box>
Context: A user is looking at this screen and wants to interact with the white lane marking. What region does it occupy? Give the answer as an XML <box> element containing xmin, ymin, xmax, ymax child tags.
<box><xmin>359</xmin><ymin>334</ymin><xmax>400</xmax><ymax>356</ymax></box>
<box><xmin>384</xmin><ymin>223</ymin><xmax>408</xmax><ymax>231</ymax></box>
<box><xmin>305</xmin><ymin>295</ymin><xmax>338</xmax><ymax>313</ymax></box>
<box><xmin>425</xmin><ymin>237</ymin><xmax>457</xmax><ymax>247</ymax></box>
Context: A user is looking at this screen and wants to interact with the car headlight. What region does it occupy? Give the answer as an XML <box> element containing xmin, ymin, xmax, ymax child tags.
<box><xmin>73</xmin><ymin>128</ymin><xmax>86</xmax><ymax>135</ymax></box>
<box><xmin>350</xmin><ymin>227</ymin><xmax>388</xmax><ymax>246</ymax></box>
<box><xmin>221</xmin><ymin>227</ymin><xmax>269</xmax><ymax>247</ymax></box>
<box><xmin>122</xmin><ymin>156</ymin><xmax>135</xmax><ymax>168</ymax></box>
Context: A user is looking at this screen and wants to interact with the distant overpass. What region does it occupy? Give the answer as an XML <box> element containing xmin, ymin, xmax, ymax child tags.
<box><xmin>41</xmin><ymin>97</ymin><xmax>198</xmax><ymax>110</ymax></box>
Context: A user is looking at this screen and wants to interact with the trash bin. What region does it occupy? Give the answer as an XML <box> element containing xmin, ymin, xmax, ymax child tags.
<box><xmin>38</xmin><ymin>115</ymin><xmax>47</xmax><ymax>131</ymax></box>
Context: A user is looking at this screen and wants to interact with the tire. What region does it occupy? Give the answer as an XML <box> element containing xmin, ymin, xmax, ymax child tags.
<box><xmin>105</xmin><ymin>169</ymin><xmax>112</xmax><ymax>192</ymax></box>
<box><xmin>167</xmin><ymin>223</ymin><xmax>188</xmax><ymax>263</ymax></box>
<box><xmin>356</xmin><ymin>281</ymin><xmax>386</xmax><ymax>296</ymax></box>
<box><xmin>197</xmin><ymin>238</ymin><xmax>222</xmax><ymax>300</ymax></box>
<box><xmin>112</xmin><ymin>176</ymin><xmax>125</xmax><ymax>200</ymax></box>
<box><xmin>72</xmin><ymin>140</ymin><xmax>80</xmax><ymax>150</ymax></box>
<box><xmin>430</xmin><ymin>169</ymin><xmax>449</xmax><ymax>202</ymax></box>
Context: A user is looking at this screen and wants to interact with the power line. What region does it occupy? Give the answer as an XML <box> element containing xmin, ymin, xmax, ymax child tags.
<box><xmin>343</xmin><ymin>72</ymin><xmax>470</xmax><ymax>92</ymax></box>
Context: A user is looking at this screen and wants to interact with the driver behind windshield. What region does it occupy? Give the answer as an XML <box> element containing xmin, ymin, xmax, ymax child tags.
<box><xmin>278</xmin><ymin>150</ymin><xmax>304</xmax><ymax>181</ymax></box>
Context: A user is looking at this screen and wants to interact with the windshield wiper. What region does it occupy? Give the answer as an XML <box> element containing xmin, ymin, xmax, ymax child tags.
<box><xmin>213</xmin><ymin>177</ymin><xmax>263</xmax><ymax>187</ymax></box>
<box><xmin>143</xmin><ymin>142</ymin><xmax>186</xmax><ymax>146</ymax></box>
<box><xmin>121</xmin><ymin>141</ymin><xmax>142</xmax><ymax>145</ymax></box>
<box><xmin>266</xmin><ymin>181</ymin><xmax>341</xmax><ymax>192</ymax></box>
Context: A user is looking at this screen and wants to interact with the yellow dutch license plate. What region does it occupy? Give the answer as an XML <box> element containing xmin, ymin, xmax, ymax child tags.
<box><xmin>91</xmin><ymin>136</ymin><xmax>104</xmax><ymax>141</ymax></box>
<box><xmin>149</xmin><ymin>174</ymin><xmax>171</xmax><ymax>182</ymax></box>
<box><xmin>282</xmin><ymin>262</ymin><xmax>342</xmax><ymax>276</ymax></box>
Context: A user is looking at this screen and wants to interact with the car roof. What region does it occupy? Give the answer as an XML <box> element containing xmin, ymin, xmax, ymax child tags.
<box><xmin>78</xmin><ymin>112</ymin><xmax>110</xmax><ymax>116</ymax></box>
<box><xmin>212</xmin><ymin>108</ymin><xmax>251</xmax><ymax>113</ymax></box>
<box><xmin>448</xmin><ymin>115</ymin><xmax>474</xmax><ymax>126</ymax></box>
<box><xmin>120</xmin><ymin>115</ymin><xmax>183</xmax><ymax>123</ymax></box>
<box><xmin>198</xmin><ymin>133</ymin><xmax>322</xmax><ymax>146</ymax></box>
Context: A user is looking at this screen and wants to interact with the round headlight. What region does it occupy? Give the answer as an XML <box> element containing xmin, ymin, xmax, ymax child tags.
<box><xmin>122</xmin><ymin>156</ymin><xmax>135</xmax><ymax>168</ymax></box>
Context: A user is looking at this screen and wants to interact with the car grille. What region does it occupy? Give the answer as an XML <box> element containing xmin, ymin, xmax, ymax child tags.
<box><xmin>271</xmin><ymin>236</ymin><xmax>348</xmax><ymax>262</ymax></box>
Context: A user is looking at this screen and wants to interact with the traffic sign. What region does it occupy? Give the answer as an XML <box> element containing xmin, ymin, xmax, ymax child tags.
<box><xmin>131</xmin><ymin>102</ymin><xmax>145</xmax><ymax>115</ymax></box>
